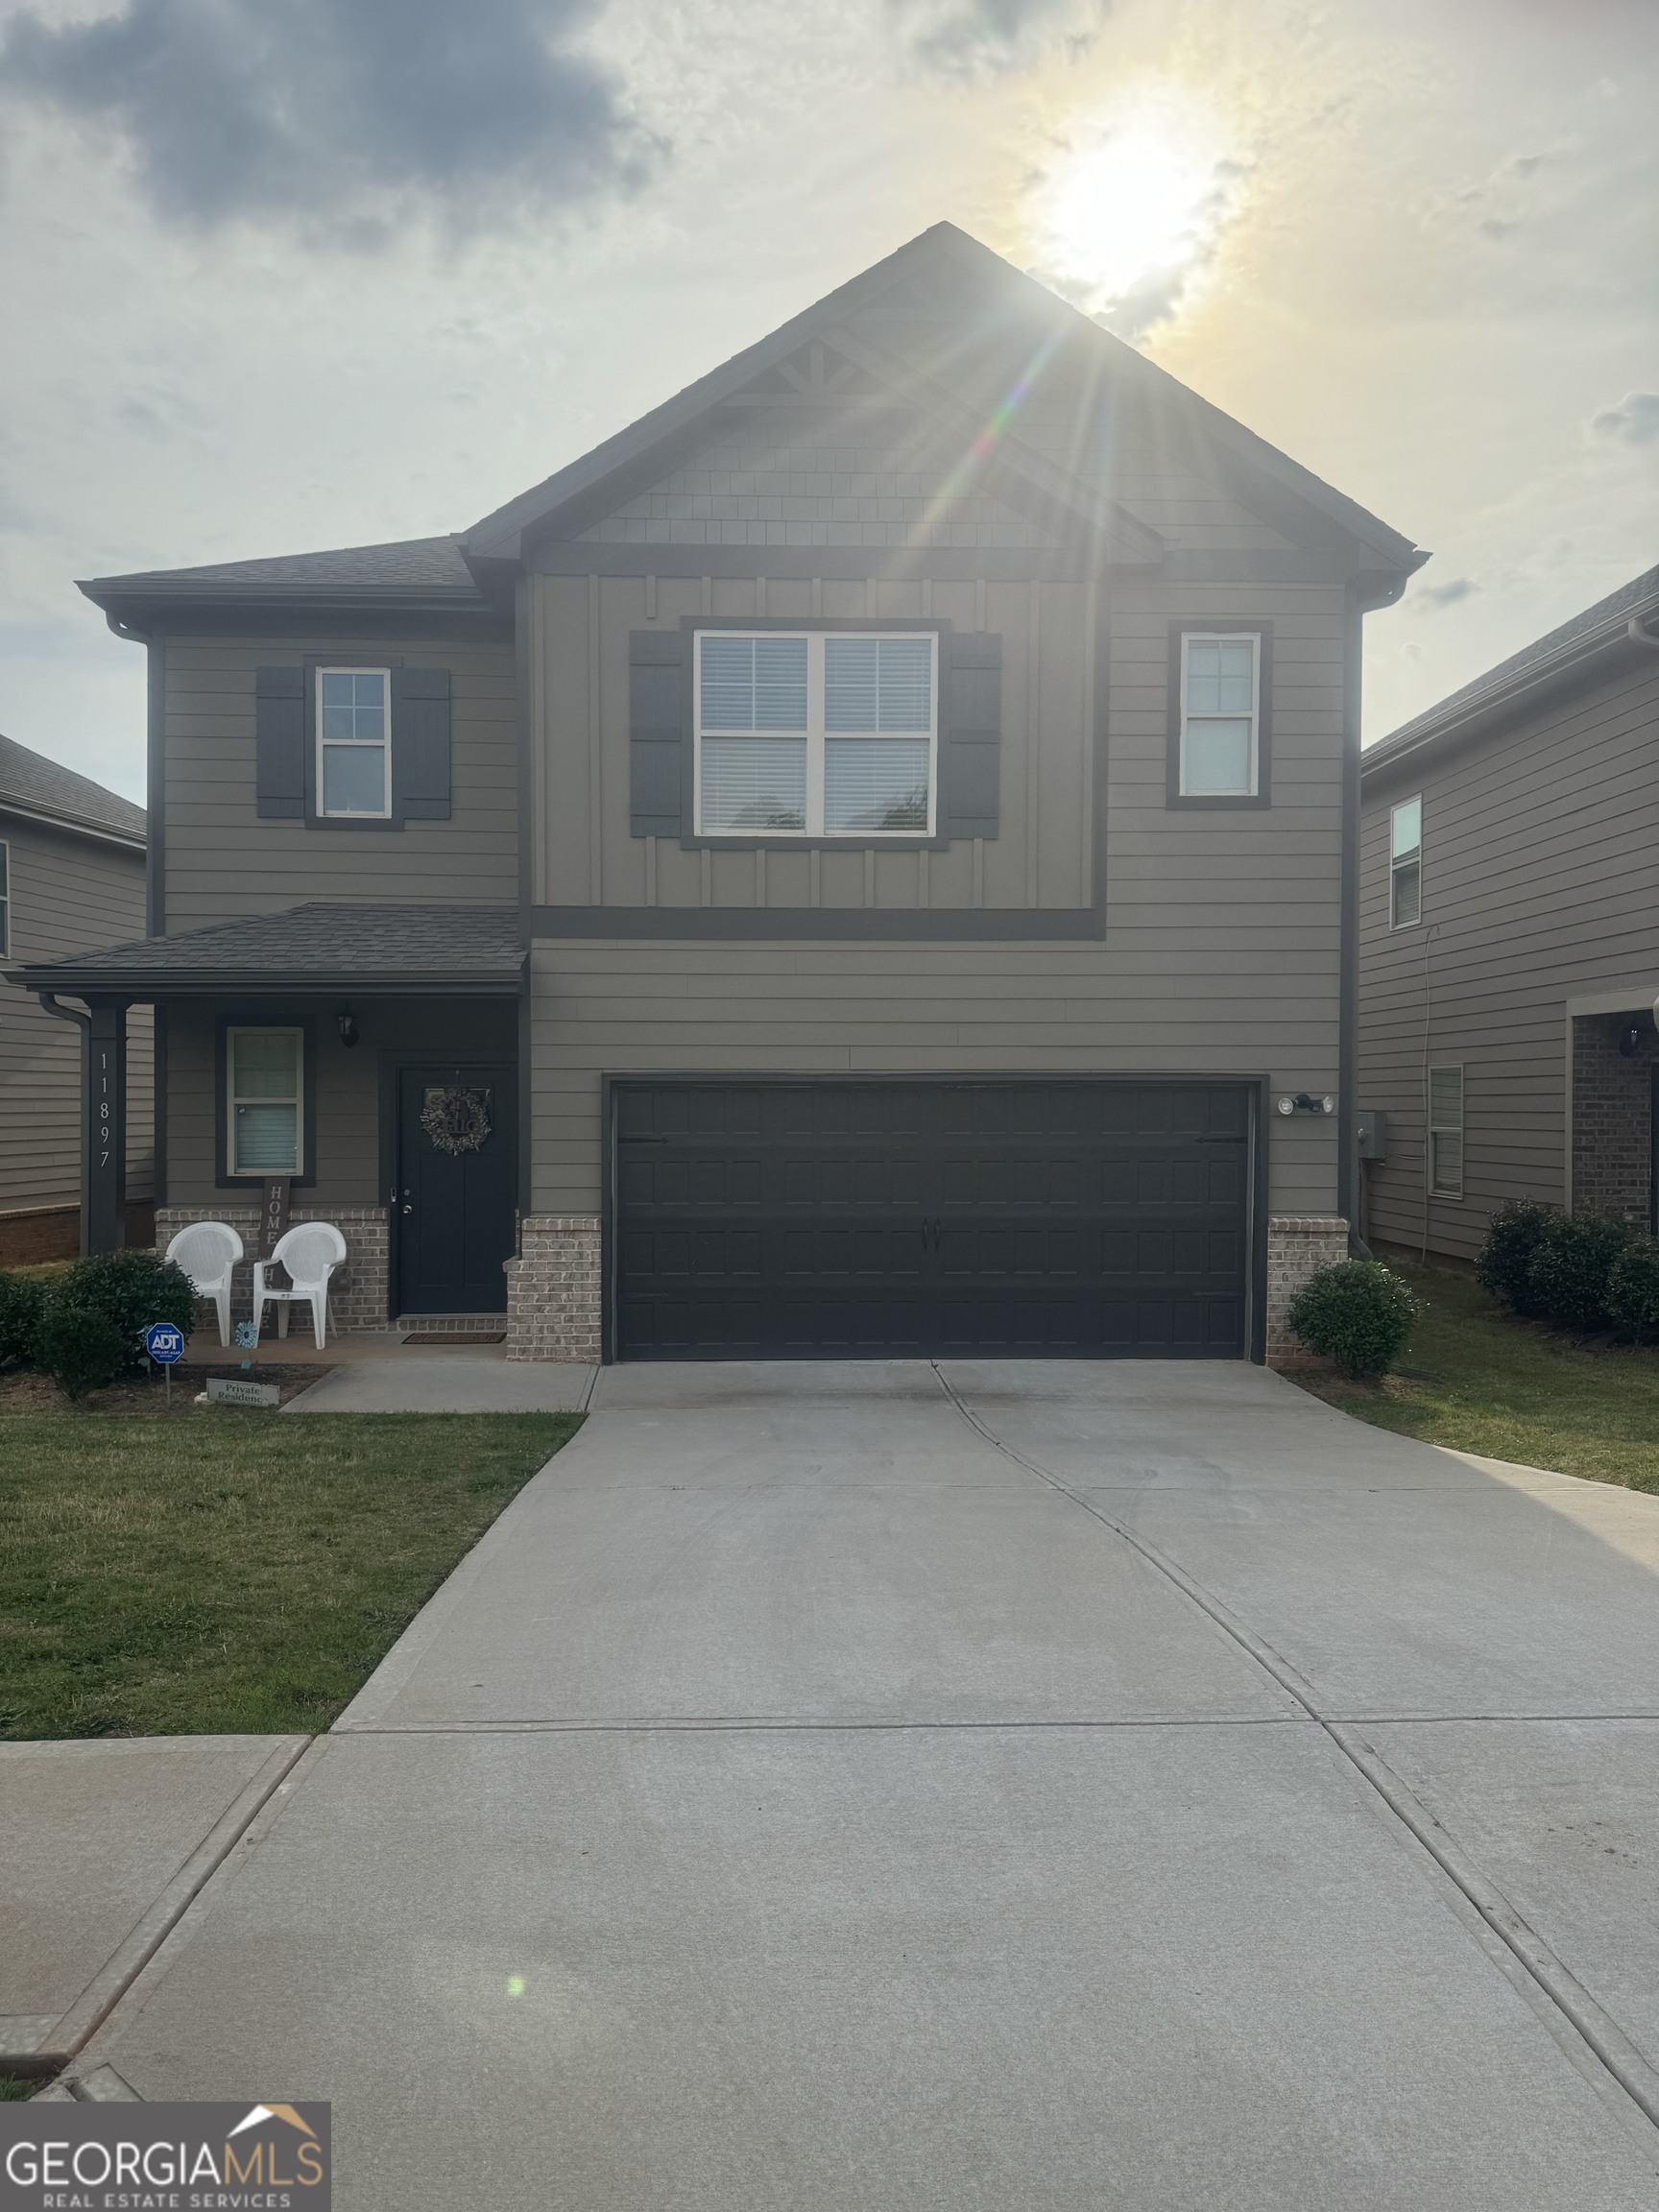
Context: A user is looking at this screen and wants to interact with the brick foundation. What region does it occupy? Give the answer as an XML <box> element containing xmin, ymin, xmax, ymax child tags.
<box><xmin>1266</xmin><ymin>1214</ymin><xmax>1350</xmax><ymax>1365</ymax></box>
<box><xmin>1572</xmin><ymin>1013</ymin><xmax>1657</xmax><ymax>1228</ymax></box>
<box><xmin>156</xmin><ymin>1203</ymin><xmax>390</xmax><ymax>1336</ymax></box>
<box><xmin>505</xmin><ymin>1214</ymin><xmax>602</xmax><ymax>1362</ymax></box>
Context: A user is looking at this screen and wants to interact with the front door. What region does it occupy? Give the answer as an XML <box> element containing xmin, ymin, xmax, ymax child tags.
<box><xmin>396</xmin><ymin>1065</ymin><xmax>517</xmax><ymax>1314</ymax></box>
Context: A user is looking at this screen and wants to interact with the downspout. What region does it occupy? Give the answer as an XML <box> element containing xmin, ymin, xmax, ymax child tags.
<box><xmin>39</xmin><ymin>993</ymin><xmax>92</xmax><ymax>1257</ymax></box>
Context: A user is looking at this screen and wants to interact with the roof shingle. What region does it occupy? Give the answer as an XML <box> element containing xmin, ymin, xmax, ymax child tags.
<box><xmin>81</xmin><ymin>535</ymin><xmax>482</xmax><ymax>607</ymax></box>
<box><xmin>0</xmin><ymin>733</ymin><xmax>145</xmax><ymax>843</ymax></box>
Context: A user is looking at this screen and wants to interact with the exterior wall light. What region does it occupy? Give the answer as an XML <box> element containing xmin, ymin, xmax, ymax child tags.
<box><xmin>1276</xmin><ymin>1092</ymin><xmax>1335</xmax><ymax>1116</ymax></box>
<box><xmin>337</xmin><ymin>1010</ymin><xmax>359</xmax><ymax>1048</ymax></box>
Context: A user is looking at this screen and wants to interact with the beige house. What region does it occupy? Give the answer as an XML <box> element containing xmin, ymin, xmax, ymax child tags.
<box><xmin>1358</xmin><ymin>564</ymin><xmax>1659</xmax><ymax>1261</ymax></box>
<box><xmin>11</xmin><ymin>225</ymin><xmax>1424</xmax><ymax>1358</ymax></box>
<box><xmin>0</xmin><ymin>733</ymin><xmax>152</xmax><ymax>1262</ymax></box>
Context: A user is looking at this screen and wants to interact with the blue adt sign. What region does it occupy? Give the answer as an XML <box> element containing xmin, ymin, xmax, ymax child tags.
<box><xmin>142</xmin><ymin>1322</ymin><xmax>185</xmax><ymax>1364</ymax></box>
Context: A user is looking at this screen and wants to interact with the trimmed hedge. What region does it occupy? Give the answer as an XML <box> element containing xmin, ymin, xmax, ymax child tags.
<box><xmin>1288</xmin><ymin>1260</ymin><xmax>1417</xmax><ymax>1379</ymax></box>
<box><xmin>0</xmin><ymin>1272</ymin><xmax>44</xmax><ymax>1367</ymax></box>
<box><xmin>1526</xmin><ymin>1214</ymin><xmax>1629</xmax><ymax>1333</ymax></box>
<box><xmin>40</xmin><ymin>1250</ymin><xmax>196</xmax><ymax>1376</ymax></box>
<box><xmin>1606</xmin><ymin>1238</ymin><xmax>1659</xmax><ymax>1346</ymax></box>
<box><xmin>1475</xmin><ymin>1200</ymin><xmax>1554</xmax><ymax>1316</ymax></box>
<box><xmin>33</xmin><ymin>1301</ymin><xmax>129</xmax><ymax>1399</ymax></box>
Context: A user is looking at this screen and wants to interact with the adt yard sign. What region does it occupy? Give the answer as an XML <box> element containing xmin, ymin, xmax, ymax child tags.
<box><xmin>143</xmin><ymin>1322</ymin><xmax>184</xmax><ymax>1363</ymax></box>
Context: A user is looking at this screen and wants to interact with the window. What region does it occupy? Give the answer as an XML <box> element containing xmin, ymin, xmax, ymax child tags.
<box><xmin>1391</xmin><ymin>795</ymin><xmax>1423</xmax><ymax>927</ymax></box>
<box><xmin>1180</xmin><ymin>633</ymin><xmax>1260</xmax><ymax>797</ymax></box>
<box><xmin>316</xmin><ymin>667</ymin><xmax>391</xmax><ymax>818</ymax></box>
<box><xmin>694</xmin><ymin>632</ymin><xmax>936</xmax><ymax>837</ymax></box>
<box><xmin>1428</xmin><ymin>1063</ymin><xmax>1464</xmax><ymax>1199</ymax></box>
<box><xmin>228</xmin><ymin>1028</ymin><xmax>303</xmax><ymax>1175</ymax></box>
<box><xmin>0</xmin><ymin>841</ymin><xmax>8</xmax><ymax>957</ymax></box>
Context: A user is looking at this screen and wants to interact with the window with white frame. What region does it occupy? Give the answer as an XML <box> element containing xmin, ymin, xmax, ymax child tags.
<box><xmin>316</xmin><ymin>667</ymin><xmax>391</xmax><ymax>818</ymax></box>
<box><xmin>694</xmin><ymin>632</ymin><xmax>936</xmax><ymax>836</ymax></box>
<box><xmin>1391</xmin><ymin>795</ymin><xmax>1423</xmax><ymax>928</ymax></box>
<box><xmin>1428</xmin><ymin>1063</ymin><xmax>1464</xmax><ymax>1199</ymax></box>
<box><xmin>0</xmin><ymin>841</ymin><xmax>9</xmax><ymax>957</ymax></box>
<box><xmin>1179</xmin><ymin>633</ymin><xmax>1260</xmax><ymax>797</ymax></box>
<box><xmin>228</xmin><ymin>1028</ymin><xmax>303</xmax><ymax>1176</ymax></box>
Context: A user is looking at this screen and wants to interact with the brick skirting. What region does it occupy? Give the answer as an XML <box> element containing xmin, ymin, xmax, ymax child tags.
<box><xmin>156</xmin><ymin>1204</ymin><xmax>390</xmax><ymax>1335</ymax></box>
<box><xmin>1265</xmin><ymin>1214</ymin><xmax>1350</xmax><ymax>1365</ymax></box>
<box><xmin>505</xmin><ymin>1214</ymin><xmax>602</xmax><ymax>1362</ymax></box>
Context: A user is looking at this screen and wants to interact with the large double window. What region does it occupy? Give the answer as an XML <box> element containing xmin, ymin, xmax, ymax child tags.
<box><xmin>694</xmin><ymin>632</ymin><xmax>936</xmax><ymax>837</ymax></box>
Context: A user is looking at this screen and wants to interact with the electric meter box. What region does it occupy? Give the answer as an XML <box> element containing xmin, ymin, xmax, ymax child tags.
<box><xmin>1357</xmin><ymin>1110</ymin><xmax>1388</xmax><ymax>1162</ymax></box>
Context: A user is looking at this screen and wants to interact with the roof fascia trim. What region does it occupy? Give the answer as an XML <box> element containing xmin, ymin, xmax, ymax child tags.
<box><xmin>0</xmin><ymin>797</ymin><xmax>145</xmax><ymax>852</ymax></box>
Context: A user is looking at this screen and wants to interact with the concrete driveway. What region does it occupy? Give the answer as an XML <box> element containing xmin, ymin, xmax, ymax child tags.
<box><xmin>74</xmin><ymin>1362</ymin><xmax>1659</xmax><ymax>2208</ymax></box>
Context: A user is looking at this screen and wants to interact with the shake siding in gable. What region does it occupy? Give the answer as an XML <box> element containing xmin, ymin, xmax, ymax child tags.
<box><xmin>160</xmin><ymin>634</ymin><xmax>518</xmax><ymax>926</ymax></box>
<box><xmin>0</xmin><ymin>816</ymin><xmax>153</xmax><ymax>1213</ymax></box>
<box><xmin>1358</xmin><ymin>655</ymin><xmax>1659</xmax><ymax>1262</ymax></box>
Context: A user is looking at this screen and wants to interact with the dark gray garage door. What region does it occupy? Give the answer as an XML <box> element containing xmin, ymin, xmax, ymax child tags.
<box><xmin>612</xmin><ymin>1079</ymin><xmax>1254</xmax><ymax>1360</ymax></box>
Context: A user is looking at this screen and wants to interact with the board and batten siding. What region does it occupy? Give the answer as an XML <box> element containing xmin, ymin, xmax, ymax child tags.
<box><xmin>0</xmin><ymin>813</ymin><xmax>153</xmax><ymax>1213</ymax></box>
<box><xmin>160</xmin><ymin>633</ymin><xmax>518</xmax><ymax>926</ymax></box>
<box><xmin>527</xmin><ymin>572</ymin><xmax>1351</xmax><ymax>1220</ymax></box>
<box><xmin>1358</xmin><ymin>652</ymin><xmax>1659</xmax><ymax>1262</ymax></box>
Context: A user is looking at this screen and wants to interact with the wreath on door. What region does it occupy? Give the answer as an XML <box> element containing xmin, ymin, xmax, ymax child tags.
<box><xmin>420</xmin><ymin>1085</ymin><xmax>492</xmax><ymax>1156</ymax></box>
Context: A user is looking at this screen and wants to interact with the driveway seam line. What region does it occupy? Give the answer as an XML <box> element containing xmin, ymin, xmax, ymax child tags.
<box><xmin>928</xmin><ymin>1361</ymin><xmax>1659</xmax><ymax>2139</ymax></box>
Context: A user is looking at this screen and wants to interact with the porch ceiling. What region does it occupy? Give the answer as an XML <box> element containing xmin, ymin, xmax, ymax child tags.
<box><xmin>5</xmin><ymin>902</ymin><xmax>526</xmax><ymax>999</ymax></box>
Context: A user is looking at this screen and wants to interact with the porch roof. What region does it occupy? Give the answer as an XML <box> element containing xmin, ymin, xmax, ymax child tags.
<box><xmin>7</xmin><ymin>902</ymin><xmax>526</xmax><ymax>999</ymax></box>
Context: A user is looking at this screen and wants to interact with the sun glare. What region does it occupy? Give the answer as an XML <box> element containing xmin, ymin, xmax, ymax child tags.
<box><xmin>1032</xmin><ymin>91</ymin><xmax>1238</xmax><ymax>325</ymax></box>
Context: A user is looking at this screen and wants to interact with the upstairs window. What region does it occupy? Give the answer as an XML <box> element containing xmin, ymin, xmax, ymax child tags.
<box><xmin>228</xmin><ymin>1027</ymin><xmax>303</xmax><ymax>1175</ymax></box>
<box><xmin>316</xmin><ymin>667</ymin><xmax>391</xmax><ymax>818</ymax></box>
<box><xmin>694</xmin><ymin>632</ymin><xmax>935</xmax><ymax>837</ymax></box>
<box><xmin>0</xmin><ymin>841</ymin><xmax>9</xmax><ymax>957</ymax></box>
<box><xmin>1391</xmin><ymin>795</ymin><xmax>1423</xmax><ymax>927</ymax></box>
<box><xmin>1179</xmin><ymin>633</ymin><xmax>1260</xmax><ymax>797</ymax></box>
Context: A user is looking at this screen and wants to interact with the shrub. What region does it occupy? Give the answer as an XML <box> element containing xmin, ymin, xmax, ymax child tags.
<box><xmin>34</xmin><ymin>1301</ymin><xmax>128</xmax><ymax>1399</ymax></box>
<box><xmin>1606</xmin><ymin>1237</ymin><xmax>1659</xmax><ymax>1346</ymax></box>
<box><xmin>0</xmin><ymin>1271</ymin><xmax>43</xmax><ymax>1366</ymax></box>
<box><xmin>1526</xmin><ymin>1214</ymin><xmax>1630</xmax><ymax>1332</ymax></box>
<box><xmin>1288</xmin><ymin>1260</ymin><xmax>1418</xmax><ymax>1379</ymax></box>
<box><xmin>43</xmin><ymin>1249</ymin><xmax>196</xmax><ymax>1375</ymax></box>
<box><xmin>1476</xmin><ymin>1199</ymin><xmax>1555</xmax><ymax>1315</ymax></box>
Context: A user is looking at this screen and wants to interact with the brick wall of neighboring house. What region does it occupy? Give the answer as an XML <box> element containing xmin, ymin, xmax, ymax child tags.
<box><xmin>156</xmin><ymin>1203</ymin><xmax>390</xmax><ymax>1336</ymax></box>
<box><xmin>505</xmin><ymin>1214</ymin><xmax>602</xmax><ymax>1362</ymax></box>
<box><xmin>1265</xmin><ymin>1214</ymin><xmax>1350</xmax><ymax>1365</ymax></box>
<box><xmin>1572</xmin><ymin>1013</ymin><xmax>1658</xmax><ymax>1227</ymax></box>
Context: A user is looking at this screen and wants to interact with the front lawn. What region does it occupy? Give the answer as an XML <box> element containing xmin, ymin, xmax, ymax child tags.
<box><xmin>1295</xmin><ymin>1256</ymin><xmax>1659</xmax><ymax>1493</ymax></box>
<box><xmin>0</xmin><ymin>1409</ymin><xmax>580</xmax><ymax>1739</ymax></box>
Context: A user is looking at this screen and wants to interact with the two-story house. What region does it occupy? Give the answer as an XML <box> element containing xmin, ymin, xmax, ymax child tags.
<box><xmin>1358</xmin><ymin>564</ymin><xmax>1659</xmax><ymax>1260</ymax></box>
<box><xmin>0</xmin><ymin>733</ymin><xmax>153</xmax><ymax>1262</ymax></box>
<box><xmin>11</xmin><ymin>225</ymin><xmax>1423</xmax><ymax>1360</ymax></box>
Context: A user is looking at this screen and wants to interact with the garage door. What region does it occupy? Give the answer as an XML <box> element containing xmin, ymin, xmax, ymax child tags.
<box><xmin>612</xmin><ymin>1079</ymin><xmax>1254</xmax><ymax>1360</ymax></box>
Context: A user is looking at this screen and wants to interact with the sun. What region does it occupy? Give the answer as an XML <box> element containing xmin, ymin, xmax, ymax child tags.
<box><xmin>1031</xmin><ymin>89</ymin><xmax>1238</xmax><ymax>325</ymax></box>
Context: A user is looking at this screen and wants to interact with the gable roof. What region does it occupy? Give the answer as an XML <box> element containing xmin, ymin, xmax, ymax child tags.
<box><xmin>0</xmin><ymin>733</ymin><xmax>145</xmax><ymax>848</ymax></box>
<box><xmin>463</xmin><ymin>223</ymin><xmax>1424</xmax><ymax>584</ymax></box>
<box><xmin>7</xmin><ymin>902</ymin><xmax>523</xmax><ymax>998</ymax></box>
<box><xmin>1362</xmin><ymin>562</ymin><xmax>1659</xmax><ymax>781</ymax></box>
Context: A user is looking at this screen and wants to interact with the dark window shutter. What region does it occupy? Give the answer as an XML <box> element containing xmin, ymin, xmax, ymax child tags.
<box><xmin>941</xmin><ymin>632</ymin><xmax>1001</xmax><ymax>840</ymax></box>
<box><xmin>254</xmin><ymin>666</ymin><xmax>305</xmax><ymax>819</ymax></box>
<box><xmin>392</xmin><ymin>667</ymin><xmax>451</xmax><ymax>821</ymax></box>
<box><xmin>630</xmin><ymin>630</ymin><xmax>686</xmax><ymax>839</ymax></box>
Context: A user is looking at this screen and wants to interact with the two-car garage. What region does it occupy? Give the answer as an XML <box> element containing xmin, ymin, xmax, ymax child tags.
<box><xmin>611</xmin><ymin>1078</ymin><xmax>1259</xmax><ymax>1361</ymax></box>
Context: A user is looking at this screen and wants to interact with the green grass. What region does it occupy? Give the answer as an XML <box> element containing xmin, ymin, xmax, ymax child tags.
<box><xmin>0</xmin><ymin>2077</ymin><xmax>36</xmax><ymax>2101</ymax></box>
<box><xmin>0</xmin><ymin>1410</ymin><xmax>581</xmax><ymax>1739</ymax></box>
<box><xmin>1295</xmin><ymin>1256</ymin><xmax>1659</xmax><ymax>1493</ymax></box>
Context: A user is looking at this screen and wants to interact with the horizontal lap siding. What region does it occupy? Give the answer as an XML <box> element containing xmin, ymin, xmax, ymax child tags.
<box><xmin>1358</xmin><ymin>656</ymin><xmax>1659</xmax><ymax>1260</ymax></box>
<box><xmin>1</xmin><ymin>817</ymin><xmax>153</xmax><ymax>1209</ymax></box>
<box><xmin>163</xmin><ymin>635</ymin><xmax>518</xmax><ymax>926</ymax></box>
<box><xmin>531</xmin><ymin>571</ymin><xmax>1349</xmax><ymax>1225</ymax></box>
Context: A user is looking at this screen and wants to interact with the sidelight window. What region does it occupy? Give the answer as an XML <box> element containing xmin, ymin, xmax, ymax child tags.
<box><xmin>694</xmin><ymin>632</ymin><xmax>936</xmax><ymax>836</ymax></box>
<box><xmin>228</xmin><ymin>1027</ymin><xmax>303</xmax><ymax>1175</ymax></box>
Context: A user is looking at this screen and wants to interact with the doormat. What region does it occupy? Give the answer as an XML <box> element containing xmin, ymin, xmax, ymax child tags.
<box><xmin>401</xmin><ymin>1331</ymin><xmax>507</xmax><ymax>1346</ymax></box>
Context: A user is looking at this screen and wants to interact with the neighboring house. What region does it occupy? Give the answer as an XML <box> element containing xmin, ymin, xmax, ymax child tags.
<box><xmin>0</xmin><ymin>733</ymin><xmax>153</xmax><ymax>1262</ymax></box>
<box><xmin>1358</xmin><ymin>564</ymin><xmax>1659</xmax><ymax>1262</ymax></box>
<box><xmin>10</xmin><ymin>224</ymin><xmax>1424</xmax><ymax>1359</ymax></box>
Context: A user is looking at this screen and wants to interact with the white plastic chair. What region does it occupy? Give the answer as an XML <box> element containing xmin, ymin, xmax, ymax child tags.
<box><xmin>164</xmin><ymin>1221</ymin><xmax>245</xmax><ymax>1347</ymax></box>
<box><xmin>252</xmin><ymin>1222</ymin><xmax>347</xmax><ymax>1349</ymax></box>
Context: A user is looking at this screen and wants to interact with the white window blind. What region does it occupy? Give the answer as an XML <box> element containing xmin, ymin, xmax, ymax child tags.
<box><xmin>1180</xmin><ymin>633</ymin><xmax>1259</xmax><ymax>796</ymax></box>
<box><xmin>229</xmin><ymin>1028</ymin><xmax>303</xmax><ymax>1175</ymax></box>
<box><xmin>0</xmin><ymin>842</ymin><xmax>9</xmax><ymax>958</ymax></box>
<box><xmin>1428</xmin><ymin>1063</ymin><xmax>1463</xmax><ymax>1198</ymax></box>
<box><xmin>1391</xmin><ymin>796</ymin><xmax>1423</xmax><ymax>928</ymax></box>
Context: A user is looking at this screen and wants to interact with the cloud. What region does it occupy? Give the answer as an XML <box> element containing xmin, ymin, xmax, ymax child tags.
<box><xmin>890</xmin><ymin>0</ymin><xmax>1105</xmax><ymax>74</ymax></box>
<box><xmin>1590</xmin><ymin>392</ymin><xmax>1659</xmax><ymax>446</ymax></box>
<box><xmin>1415</xmin><ymin>577</ymin><xmax>1479</xmax><ymax>609</ymax></box>
<box><xmin>0</xmin><ymin>0</ymin><xmax>653</xmax><ymax>239</ymax></box>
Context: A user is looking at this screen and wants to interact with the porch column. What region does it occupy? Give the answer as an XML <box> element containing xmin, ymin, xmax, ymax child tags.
<box><xmin>84</xmin><ymin>1000</ymin><xmax>128</xmax><ymax>1254</ymax></box>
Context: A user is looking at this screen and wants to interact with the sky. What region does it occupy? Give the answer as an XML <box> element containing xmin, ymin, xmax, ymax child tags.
<box><xmin>0</xmin><ymin>0</ymin><xmax>1653</xmax><ymax>802</ymax></box>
